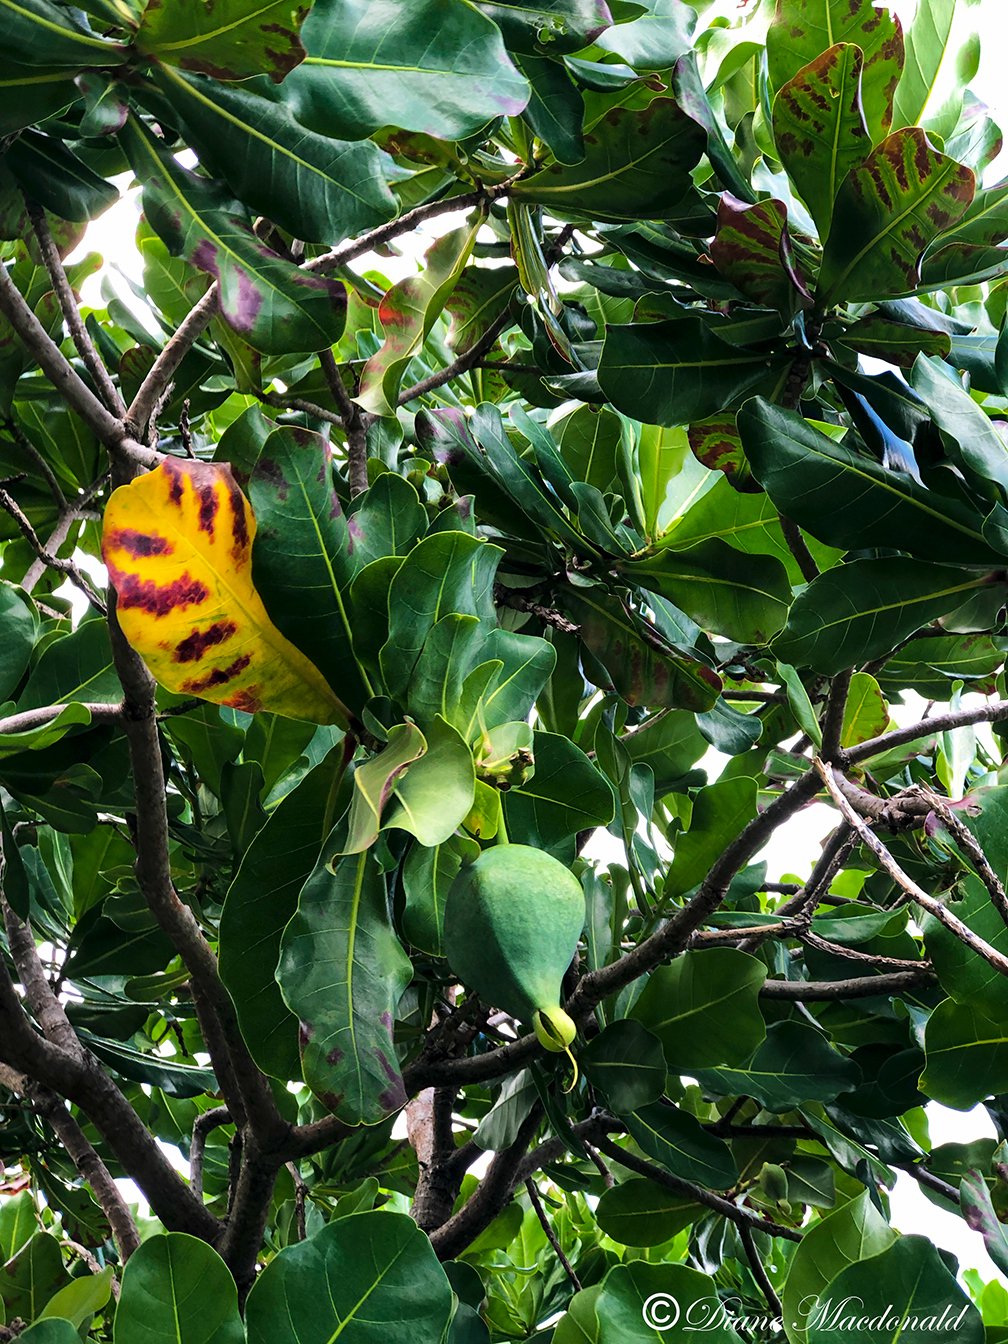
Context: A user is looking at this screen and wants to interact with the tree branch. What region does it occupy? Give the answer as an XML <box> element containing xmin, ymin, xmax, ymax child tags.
<box><xmin>0</xmin><ymin>260</ymin><xmax>154</xmax><ymax>466</ymax></box>
<box><xmin>319</xmin><ymin>348</ymin><xmax>369</xmax><ymax>496</ymax></box>
<box><xmin>816</xmin><ymin>760</ymin><xmax>1008</xmax><ymax>977</ymax></box>
<box><xmin>760</xmin><ymin>969</ymin><xmax>935</xmax><ymax>999</ymax></box>
<box><xmin>191</xmin><ymin>1107</ymin><xmax>232</xmax><ymax>1202</ymax></box>
<box><xmin>0</xmin><ymin>489</ymin><xmax>105</xmax><ymax>611</ymax></box>
<box><xmin>525</xmin><ymin>1178</ymin><xmax>581</xmax><ymax>1292</ymax></box>
<box><xmin>840</xmin><ymin>700</ymin><xmax>1008</xmax><ymax>766</ymax></box>
<box><xmin>106</xmin><ymin>572</ymin><xmax>289</xmax><ymax>1155</ymax></box>
<box><xmin>125</xmin><ymin>288</ymin><xmax>217</xmax><ymax>438</ymax></box>
<box><xmin>27</xmin><ymin>201</ymin><xmax>125</xmax><ymax>416</ymax></box>
<box><xmin>920</xmin><ymin>785</ymin><xmax>1008</xmax><ymax>930</ymax></box>
<box><xmin>0</xmin><ymin>701</ymin><xmax>122</xmax><ymax>736</ymax></box>
<box><xmin>593</xmin><ymin>1134</ymin><xmax>801</xmax><ymax>1243</ymax></box>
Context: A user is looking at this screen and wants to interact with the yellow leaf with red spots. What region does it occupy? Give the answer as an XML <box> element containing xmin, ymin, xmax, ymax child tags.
<box><xmin>102</xmin><ymin>458</ymin><xmax>349</xmax><ymax>725</ymax></box>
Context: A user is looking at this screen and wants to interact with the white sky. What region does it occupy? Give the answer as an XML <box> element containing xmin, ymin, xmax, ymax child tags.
<box><xmin>56</xmin><ymin>0</ymin><xmax>1008</xmax><ymax>1286</ymax></box>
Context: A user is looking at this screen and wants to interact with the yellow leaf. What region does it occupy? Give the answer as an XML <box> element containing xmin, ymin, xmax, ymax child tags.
<box><xmin>102</xmin><ymin>458</ymin><xmax>348</xmax><ymax>725</ymax></box>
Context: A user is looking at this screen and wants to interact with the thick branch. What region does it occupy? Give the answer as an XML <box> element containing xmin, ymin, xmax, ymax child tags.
<box><xmin>0</xmin><ymin>261</ymin><xmax>153</xmax><ymax>465</ymax></box>
<box><xmin>34</xmin><ymin>1086</ymin><xmax>141</xmax><ymax>1260</ymax></box>
<box><xmin>841</xmin><ymin>700</ymin><xmax>1008</xmax><ymax>766</ymax></box>
<box><xmin>191</xmin><ymin>1107</ymin><xmax>232</xmax><ymax>1202</ymax></box>
<box><xmin>760</xmin><ymin>969</ymin><xmax>935</xmax><ymax>999</ymax></box>
<box><xmin>0</xmin><ymin>955</ymin><xmax>217</xmax><ymax>1240</ymax></box>
<box><xmin>0</xmin><ymin>701</ymin><xmax>121</xmax><ymax>736</ymax></box>
<box><xmin>106</xmin><ymin>577</ymin><xmax>288</xmax><ymax>1151</ymax></box>
<box><xmin>429</xmin><ymin>1109</ymin><xmax>542</xmax><ymax>1260</ymax></box>
<box><xmin>319</xmin><ymin>348</ymin><xmax>369</xmax><ymax>496</ymax></box>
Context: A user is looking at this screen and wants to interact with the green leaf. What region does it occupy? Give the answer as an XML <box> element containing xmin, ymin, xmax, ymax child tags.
<box><xmin>766</xmin><ymin>0</ymin><xmax>904</xmax><ymax>140</ymax></box>
<box><xmin>670</xmin><ymin>49</ymin><xmax>754</xmax><ymax>203</ymax></box>
<box><xmin>710</xmin><ymin>193</ymin><xmax>810</xmax><ymax>313</ymax></box>
<box><xmin>277</xmin><ymin>847</ymin><xmax>413</xmax><ymax>1124</ymax></box>
<box><xmin>0</xmin><ymin>1234</ymin><xmax>71</xmax><ymax>1324</ymax></box>
<box><xmin>0</xmin><ymin>583</ymin><xmax>37</xmax><ymax>702</ymax></box>
<box><xmin>279</xmin><ymin>0</ymin><xmax>529</xmax><ymax>141</ymax></box>
<box><xmin>20</xmin><ymin>1325</ymin><xmax>86</xmax><ymax>1344</ymax></box>
<box><xmin>563</xmin><ymin>586</ymin><xmax>721</xmax><ymax>713</ymax></box>
<box><xmin>892</xmin><ymin>0</ymin><xmax>969</xmax><ymax>136</ymax></box>
<box><xmin>245</xmin><ymin>1211</ymin><xmax>454</xmax><ymax>1344</ymax></box>
<box><xmin>922</xmin><ymin>999</ymin><xmax>1008</xmax><ymax>1110</ymax></box>
<box><xmin>622</xmin><ymin>540</ymin><xmax>791</xmax><ymax>645</ymax></box>
<box><xmin>778</xmin><ymin>662</ymin><xmax>822</xmax><ymax>748</ymax></box>
<box><xmin>631</xmin><ymin>948</ymin><xmax>767</xmax><ymax>1068</ymax></box>
<box><xmin>345</xmin><ymin>722</ymin><xmax>427</xmax><ymax>854</ymax></box>
<box><xmin>580</xmin><ymin>1020</ymin><xmax>667</xmax><ymax>1111</ymax></box>
<box><xmin>247</xmin><ymin>426</ymin><xmax>371</xmax><ymax>718</ymax></box>
<box><xmin>503</xmin><ymin>729</ymin><xmax>615</xmax><ymax>848</ymax></box>
<box><xmin>694</xmin><ymin>1020</ymin><xmax>861</xmax><ymax>1111</ymax></box>
<box><xmin>839</xmin><ymin>671</ymin><xmax>889</xmax><ymax>748</ymax></box>
<box><xmin>40</xmin><ymin>1266</ymin><xmax>113</xmax><ymax>1327</ymax></box>
<box><xmin>136</xmin><ymin>0</ymin><xmax>308</xmax><ymax>82</ymax></box>
<box><xmin>738</xmin><ymin>398</ymin><xmax>1002</xmax><ymax>565</ymax></box>
<box><xmin>119</xmin><ymin>117</ymin><xmax>347</xmax><ymax>355</ymax></box>
<box><xmin>623</xmin><ymin>1103</ymin><xmax>738</xmax><ymax>1189</ymax></box>
<box><xmin>665</xmin><ymin>777</ymin><xmax>757</xmax><ymax>899</ymax></box>
<box><xmin>0</xmin><ymin>67</ymin><xmax>78</xmax><ymax>137</ymax></box>
<box><xmin>774</xmin><ymin>559</ymin><xmax>987</xmax><ymax>675</ymax></box>
<box><xmin>379</xmin><ymin>531</ymin><xmax>501</xmax><ymax>700</ymax></box>
<box><xmin>380</xmin><ymin>716</ymin><xmax>476</xmax><ymax>848</ymax></box>
<box><xmin>478</xmin><ymin>0</ymin><xmax>612</xmax><ymax>55</ymax></box>
<box><xmin>0</xmin><ymin>1191</ymin><xmax>36</xmax><ymax>1260</ymax></box>
<box><xmin>591</xmin><ymin>1262</ymin><xmax>738</xmax><ymax>1343</ymax></box>
<box><xmin>114</xmin><ymin>1234</ymin><xmax>243</xmax><ymax>1344</ymax></box>
<box><xmin>599</xmin><ymin>314</ymin><xmax>789</xmax><ymax>427</ymax></box>
<box><xmin>816</xmin><ymin>129</ymin><xmax>974</xmax><ymax>306</ymax></box>
<box><xmin>5</xmin><ymin>132</ymin><xmax>119</xmax><ymax>223</ymax></box>
<box><xmin>910</xmin><ymin>355</ymin><xmax>1008</xmax><ymax>500</ymax></box>
<box><xmin>154</xmin><ymin>67</ymin><xmax>397</xmax><ymax>245</ymax></box>
<box><xmin>595</xmin><ymin>1179</ymin><xmax>703</xmax><ymax>1247</ymax></box>
<box><xmin>772</xmin><ymin>44</ymin><xmax>870</xmax><ymax>241</ymax></box>
<box><xmin>513</xmin><ymin>97</ymin><xmax>706</xmax><ymax>219</ymax></box>
<box><xmin>220</xmin><ymin>750</ymin><xmax>347</xmax><ymax>1079</ymax></box>
<box><xmin>594</xmin><ymin>0</ymin><xmax>694</xmax><ymax>68</ymax></box>
<box><xmin>782</xmin><ymin>1190</ymin><xmax>898</xmax><ymax>1344</ymax></box>
<box><xmin>808</xmin><ymin>1235</ymin><xmax>982</xmax><ymax>1344</ymax></box>
<box><xmin>516</xmin><ymin>54</ymin><xmax>585</xmax><ymax>165</ymax></box>
<box><xmin>3</xmin><ymin>0</ymin><xmax>126</xmax><ymax>67</ymax></box>
<box><xmin>402</xmin><ymin>836</ymin><xmax>474</xmax><ymax>956</ymax></box>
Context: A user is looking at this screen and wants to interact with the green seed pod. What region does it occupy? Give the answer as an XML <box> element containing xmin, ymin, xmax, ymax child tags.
<box><xmin>443</xmin><ymin>844</ymin><xmax>585</xmax><ymax>1038</ymax></box>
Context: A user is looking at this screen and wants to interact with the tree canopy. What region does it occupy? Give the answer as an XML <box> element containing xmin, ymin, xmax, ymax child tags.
<box><xmin>2</xmin><ymin>0</ymin><xmax>1008</xmax><ymax>1339</ymax></box>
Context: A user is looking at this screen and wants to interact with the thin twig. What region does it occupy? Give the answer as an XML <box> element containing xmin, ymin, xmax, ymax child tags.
<box><xmin>821</xmin><ymin>668</ymin><xmax>853</xmax><ymax>761</ymax></box>
<box><xmin>919</xmin><ymin>785</ymin><xmax>1008</xmax><ymax>930</ymax></box>
<box><xmin>760</xmin><ymin>968</ymin><xmax>935</xmax><ymax>999</ymax></box>
<box><xmin>26</xmin><ymin>201</ymin><xmax>125</xmax><ymax>416</ymax></box>
<box><xmin>594</xmin><ymin>1135</ymin><xmax>801</xmax><ymax>1243</ymax></box>
<box><xmin>739</xmin><ymin>1221</ymin><xmax>782</xmax><ymax>1316</ymax></box>
<box><xmin>816</xmin><ymin>759</ymin><xmax>1008</xmax><ymax>977</ymax></box>
<box><xmin>525</xmin><ymin>1178</ymin><xmax>581</xmax><ymax>1292</ymax></box>
<box><xmin>0</xmin><ymin>416</ymin><xmax>66</xmax><ymax>510</ymax></box>
<box><xmin>778</xmin><ymin>514</ymin><xmax>819</xmax><ymax>583</ymax></box>
<box><xmin>319</xmin><ymin>348</ymin><xmax>369</xmax><ymax>496</ymax></box>
<box><xmin>0</xmin><ymin>489</ymin><xmax>105</xmax><ymax>611</ymax></box>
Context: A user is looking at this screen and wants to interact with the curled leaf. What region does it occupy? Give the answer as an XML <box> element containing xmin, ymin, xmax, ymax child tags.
<box><xmin>103</xmin><ymin>459</ymin><xmax>348</xmax><ymax>725</ymax></box>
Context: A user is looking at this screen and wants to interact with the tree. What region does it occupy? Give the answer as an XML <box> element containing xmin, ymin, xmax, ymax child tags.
<box><xmin>1</xmin><ymin>0</ymin><xmax>1008</xmax><ymax>1338</ymax></box>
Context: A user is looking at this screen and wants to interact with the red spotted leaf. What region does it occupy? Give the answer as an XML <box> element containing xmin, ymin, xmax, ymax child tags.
<box><xmin>816</xmin><ymin>128</ymin><xmax>975</xmax><ymax>306</ymax></box>
<box><xmin>710</xmin><ymin>194</ymin><xmax>811</xmax><ymax>313</ymax></box>
<box><xmin>103</xmin><ymin>459</ymin><xmax>348</xmax><ymax>725</ymax></box>
<box><xmin>772</xmin><ymin>43</ymin><xmax>871</xmax><ymax>240</ymax></box>
<box><xmin>136</xmin><ymin>0</ymin><xmax>309</xmax><ymax>83</ymax></box>
<box><xmin>687</xmin><ymin>416</ymin><xmax>760</xmax><ymax>493</ymax></box>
